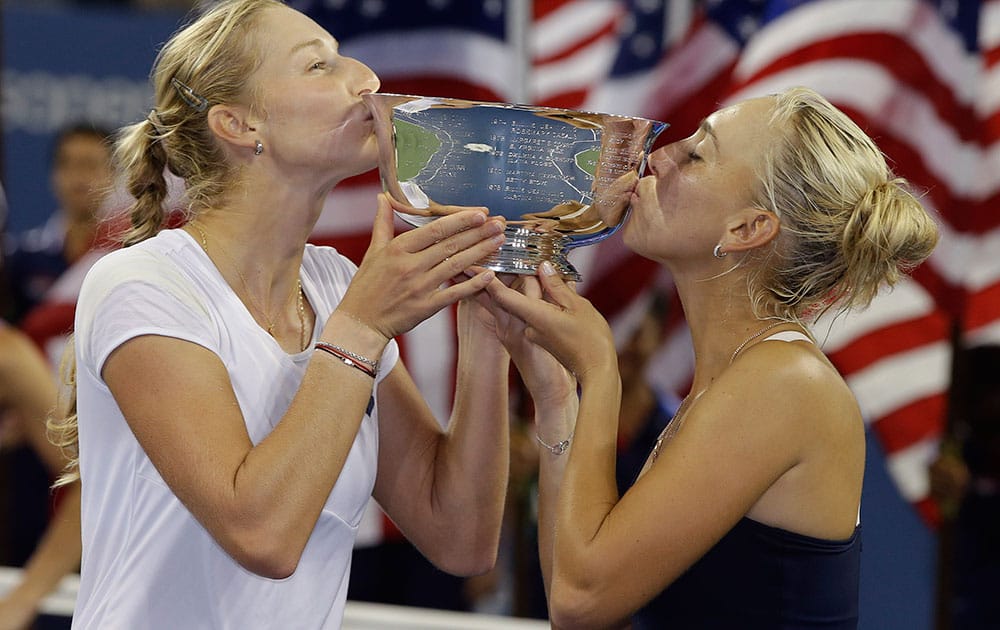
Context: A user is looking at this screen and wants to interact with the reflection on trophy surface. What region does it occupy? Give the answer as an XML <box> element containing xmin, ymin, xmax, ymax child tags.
<box><xmin>364</xmin><ymin>93</ymin><xmax>667</xmax><ymax>280</ymax></box>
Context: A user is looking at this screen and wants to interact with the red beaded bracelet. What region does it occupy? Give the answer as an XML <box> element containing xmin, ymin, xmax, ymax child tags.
<box><xmin>314</xmin><ymin>342</ymin><xmax>377</xmax><ymax>378</ymax></box>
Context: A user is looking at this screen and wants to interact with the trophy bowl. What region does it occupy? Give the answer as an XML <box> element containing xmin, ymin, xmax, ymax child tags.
<box><xmin>363</xmin><ymin>93</ymin><xmax>667</xmax><ymax>281</ymax></box>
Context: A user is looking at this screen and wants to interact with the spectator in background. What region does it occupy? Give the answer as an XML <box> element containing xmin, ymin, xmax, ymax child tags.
<box><xmin>0</xmin><ymin>322</ymin><xmax>81</xmax><ymax>630</ymax></box>
<box><xmin>4</xmin><ymin>123</ymin><xmax>114</xmax><ymax>324</ymax></box>
<box><xmin>1</xmin><ymin>126</ymin><xmax>114</xmax><ymax>591</ymax></box>
<box><xmin>614</xmin><ymin>291</ymin><xmax>681</xmax><ymax>496</ymax></box>
<box><xmin>931</xmin><ymin>344</ymin><xmax>1000</xmax><ymax>629</ymax></box>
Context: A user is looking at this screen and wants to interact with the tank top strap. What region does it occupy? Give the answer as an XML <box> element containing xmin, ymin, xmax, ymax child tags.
<box><xmin>761</xmin><ymin>330</ymin><xmax>813</xmax><ymax>344</ymax></box>
<box><xmin>761</xmin><ymin>330</ymin><xmax>813</xmax><ymax>343</ymax></box>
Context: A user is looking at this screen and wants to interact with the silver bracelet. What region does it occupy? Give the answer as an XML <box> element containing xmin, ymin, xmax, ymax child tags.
<box><xmin>315</xmin><ymin>341</ymin><xmax>379</xmax><ymax>374</ymax></box>
<box><xmin>536</xmin><ymin>430</ymin><xmax>574</xmax><ymax>456</ymax></box>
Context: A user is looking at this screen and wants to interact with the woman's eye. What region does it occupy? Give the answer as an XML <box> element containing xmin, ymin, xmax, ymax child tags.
<box><xmin>688</xmin><ymin>151</ymin><xmax>701</xmax><ymax>161</ymax></box>
<box><xmin>310</xmin><ymin>61</ymin><xmax>326</xmax><ymax>70</ymax></box>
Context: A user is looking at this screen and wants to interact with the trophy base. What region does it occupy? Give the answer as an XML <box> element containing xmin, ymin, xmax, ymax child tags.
<box><xmin>478</xmin><ymin>226</ymin><xmax>581</xmax><ymax>282</ymax></box>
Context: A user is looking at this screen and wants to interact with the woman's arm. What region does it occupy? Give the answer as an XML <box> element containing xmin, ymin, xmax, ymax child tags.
<box><xmin>371</xmin><ymin>296</ymin><xmax>511</xmax><ymax>577</ymax></box>
<box><xmin>482</xmin><ymin>274</ymin><xmax>578</xmax><ymax>600</ymax></box>
<box><xmin>102</xmin><ymin>204</ymin><xmax>506</xmax><ymax>580</ymax></box>
<box><xmin>0</xmin><ymin>327</ymin><xmax>61</xmax><ymax>471</ymax></box>
<box><xmin>0</xmin><ymin>327</ymin><xmax>80</xmax><ymax>630</ymax></box>
<box><xmin>487</xmin><ymin>267</ymin><xmax>846</xmax><ymax>628</ymax></box>
<box><xmin>0</xmin><ymin>483</ymin><xmax>80</xmax><ymax>630</ymax></box>
<box><xmin>103</xmin><ymin>315</ymin><xmax>380</xmax><ymax>579</ymax></box>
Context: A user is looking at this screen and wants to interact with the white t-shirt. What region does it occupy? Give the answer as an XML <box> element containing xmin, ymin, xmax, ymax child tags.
<box><xmin>72</xmin><ymin>228</ymin><xmax>398</xmax><ymax>629</ymax></box>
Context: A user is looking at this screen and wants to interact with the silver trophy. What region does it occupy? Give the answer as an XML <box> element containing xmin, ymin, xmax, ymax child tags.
<box><xmin>364</xmin><ymin>93</ymin><xmax>667</xmax><ymax>280</ymax></box>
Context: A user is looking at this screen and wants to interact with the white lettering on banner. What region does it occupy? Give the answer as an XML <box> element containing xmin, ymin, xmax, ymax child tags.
<box><xmin>1</xmin><ymin>69</ymin><xmax>153</xmax><ymax>134</ymax></box>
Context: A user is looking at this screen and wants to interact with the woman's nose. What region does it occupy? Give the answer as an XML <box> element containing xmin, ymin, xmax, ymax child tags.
<box><xmin>648</xmin><ymin>147</ymin><xmax>669</xmax><ymax>176</ymax></box>
<box><xmin>350</xmin><ymin>57</ymin><xmax>381</xmax><ymax>95</ymax></box>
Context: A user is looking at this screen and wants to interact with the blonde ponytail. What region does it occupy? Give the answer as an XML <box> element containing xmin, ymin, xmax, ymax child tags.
<box><xmin>48</xmin><ymin>336</ymin><xmax>79</xmax><ymax>487</ymax></box>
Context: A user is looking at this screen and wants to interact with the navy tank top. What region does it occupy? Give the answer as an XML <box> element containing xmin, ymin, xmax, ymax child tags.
<box><xmin>633</xmin><ymin>330</ymin><xmax>861</xmax><ymax>628</ymax></box>
<box><xmin>632</xmin><ymin>517</ymin><xmax>861</xmax><ymax>628</ymax></box>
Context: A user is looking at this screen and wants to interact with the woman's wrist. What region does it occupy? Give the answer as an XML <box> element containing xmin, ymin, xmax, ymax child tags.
<box><xmin>536</xmin><ymin>378</ymin><xmax>578</xmax><ymax>407</ymax></box>
<box><xmin>457</xmin><ymin>313</ymin><xmax>512</xmax><ymax>371</ymax></box>
<box><xmin>573</xmin><ymin>358</ymin><xmax>619</xmax><ymax>388</ymax></box>
<box><xmin>536</xmin><ymin>427</ymin><xmax>574</xmax><ymax>456</ymax></box>
<box><xmin>3</xmin><ymin>580</ymin><xmax>47</xmax><ymax>612</ymax></box>
<box><xmin>534</xmin><ymin>387</ymin><xmax>578</xmax><ymax>447</ymax></box>
<box><xmin>320</xmin><ymin>310</ymin><xmax>390</xmax><ymax>359</ymax></box>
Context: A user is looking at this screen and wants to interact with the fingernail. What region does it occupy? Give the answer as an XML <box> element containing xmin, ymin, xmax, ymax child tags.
<box><xmin>540</xmin><ymin>261</ymin><xmax>556</xmax><ymax>276</ymax></box>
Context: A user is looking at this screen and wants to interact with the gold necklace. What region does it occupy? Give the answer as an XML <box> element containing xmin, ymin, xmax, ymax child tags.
<box><xmin>729</xmin><ymin>320</ymin><xmax>786</xmax><ymax>365</ymax></box>
<box><xmin>650</xmin><ymin>320</ymin><xmax>791</xmax><ymax>462</ymax></box>
<box><xmin>650</xmin><ymin>389</ymin><xmax>704</xmax><ymax>462</ymax></box>
<box><xmin>189</xmin><ymin>222</ymin><xmax>306</xmax><ymax>350</ymax></box>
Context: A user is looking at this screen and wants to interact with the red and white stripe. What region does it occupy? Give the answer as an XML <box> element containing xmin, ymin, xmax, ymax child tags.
<box><xmin>965</xmin><ymin>0</ymin><xmax>1000</xmax><ymax>346</ymax></box>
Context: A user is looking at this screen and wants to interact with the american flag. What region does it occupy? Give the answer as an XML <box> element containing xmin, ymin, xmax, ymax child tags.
<box><xmin>296</xmin><ymin>0</ymin><xmax>1000</xmax><ymax>527</ymax></box>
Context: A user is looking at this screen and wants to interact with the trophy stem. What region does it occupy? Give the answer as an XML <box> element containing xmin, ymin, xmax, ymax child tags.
<box><xmin>478</xmin><ymin>225</ymin><xmax>581</xmax><ymax>282</ymax></box>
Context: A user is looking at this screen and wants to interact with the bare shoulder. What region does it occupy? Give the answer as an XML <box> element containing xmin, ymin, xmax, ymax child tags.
<box><xmin>741</xmin><ymin>335</ymin><xmax>851</xmax><ymax>397</ymax></box>
<box><xmin>729</xmin><ymin>336</ymin><xmax>864</xmax><ymax>536</ymax></box>
<box><xmin>725</xmin><ymin>336</ymin><xmax>861</xmax><ymax>439</ymax></box>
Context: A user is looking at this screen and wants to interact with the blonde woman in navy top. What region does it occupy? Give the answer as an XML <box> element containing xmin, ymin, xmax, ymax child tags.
<box><xmin>488</xmin><ymin>87</ymin><xmax>939</xmax><ymax>629</ymax></box>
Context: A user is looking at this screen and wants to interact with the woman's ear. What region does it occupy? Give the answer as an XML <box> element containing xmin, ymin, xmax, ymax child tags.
<box><xmin>206</xmin><ymin>104</ymin><xmax>257</xmax><ymax>154</ymax></box>
<box><xmin>721</xmin><ymin>208</ymin><xmax>780</xmax><ymax>253</ymax></box>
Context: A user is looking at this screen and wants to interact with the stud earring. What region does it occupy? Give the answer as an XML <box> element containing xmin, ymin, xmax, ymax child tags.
<box><xmin>254</xmin><ymin>140</ymin><xmax>263</xmax><ymax>156</ymax></box>
<box><xmin>713</xmin><ymin>244</ymin><xmax>727</xmax><ymax>258</ymax></box>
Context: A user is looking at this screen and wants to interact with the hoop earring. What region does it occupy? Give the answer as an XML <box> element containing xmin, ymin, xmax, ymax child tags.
<box><xmin>713</xmin><ymin>244</ymin><xmax>727</xmax><ymax>258</ymax></box>
<box><xmin>254</xmin><ymin>140</ymin><xmax>263</xmax><ymax>156</ymax></box>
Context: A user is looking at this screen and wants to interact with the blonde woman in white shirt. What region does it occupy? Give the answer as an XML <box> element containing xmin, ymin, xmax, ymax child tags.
<box><xmin>50</xmin><ymin>1</ymin><xmax>511</xmax><ymax>627</ymax></box>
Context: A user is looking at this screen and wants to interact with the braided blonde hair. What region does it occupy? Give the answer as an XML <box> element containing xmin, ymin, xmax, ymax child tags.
<box><xmin>50</xmin><ymin>0</ymin><xmax>285</xmax><ymax>485</ymax></box>
<box><xmin>117</xmin><ymin>0</ymin><xmax>283</xmax><ymax>246</ymax></box>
